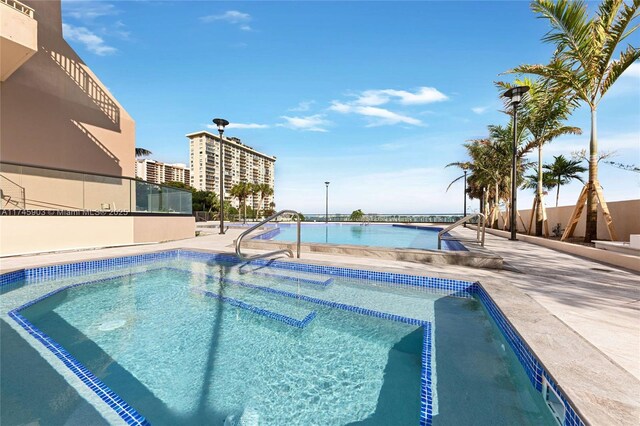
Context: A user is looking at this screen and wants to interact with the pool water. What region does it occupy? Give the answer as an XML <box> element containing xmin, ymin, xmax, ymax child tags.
<box><xmin>8</xmin><ymin>256</ymin><xmax>555</xmax><ymax>425</ymax></box>
<box><xmin>263</xmin><ymin>224</ymin><xmax>462</xmax><ymax>250</ymax></box>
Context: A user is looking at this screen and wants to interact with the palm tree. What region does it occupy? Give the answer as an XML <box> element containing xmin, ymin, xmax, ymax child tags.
<box><xmin>522</xmin><ymin>172</ymin><xmax>556</xmax><ymax>194</ymax></box>
<box><xmin>135</xmin><ymin>147</ymin><xmax>152</xmax><ymax>157</ymax></box>
<box><xmin>497</xmin><ymin>77</ymin><xmax>581</xmax><ymax>236</ymax></box>
<box><xmin>508</xmin><ymin>0</ymin><xmax>639</xmax><ymax>242</ymax></box>
<box><xmin>447</xmin><ymin>123</ymin><xmax>535</xmax><ymax>229</ymax></box>
<box><xmin>230</xmin><ymin>182</ymin><xmax>253</xmax><ymax>224</ymax></box>
<box><xmin>253</xmin><ymin>183</ymin><xmax>274</xmax><ymax>219</ymax></box>
<box><xmin>544</xmin><ymin>155</ymin><xmax>588</xmax><ymax>207</ymax></box>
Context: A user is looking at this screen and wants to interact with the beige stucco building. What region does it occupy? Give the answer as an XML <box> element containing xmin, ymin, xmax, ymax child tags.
<box><xmin>0</xmin><ymin>0</ymin><xmax>194</xmax><ymax>256</ymax></box>
<box><xmin>187</xmin><ymin>131</ymin><xmax>276</xmax><ymax>211</ymax></box>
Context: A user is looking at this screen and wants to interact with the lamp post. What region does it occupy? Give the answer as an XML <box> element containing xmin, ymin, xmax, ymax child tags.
<box><xmin>463</xmin><ymin>169</ymin><xmax>468</xmax><ymax>227</ymax></box>
<box><xmin>502</xmin><ymin>86</ymin><xmax>529</xmax><ymax>241</ymax></box>
<box><xmin>324</xmin><ymin>181</ymin><xmax>330</xmax><ymax>223</ymax></box>
<box><xmin>213</xmin><ymin>118</ymin><xmax>229</xmax><ymax>234</ymax></box>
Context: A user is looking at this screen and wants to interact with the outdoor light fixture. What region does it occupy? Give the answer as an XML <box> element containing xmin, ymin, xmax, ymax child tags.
<box><xmin>502</xmin><ymin>85</ymin><xmax>529</xmax><ymax>241</ymax></box>
<box><xmin>213</xmin><ymin>118</ymin><xmax>229</xmax><ymax>235</ymax></box>
<box><xmin>463</xmin><ymin>169</ymin><xmax>468</xmax><ymax>227</ymax></box>
<box><xmin>325</xmin><ymin>181</ymin><xmax>330</xmax><ymax>223</ymax></box>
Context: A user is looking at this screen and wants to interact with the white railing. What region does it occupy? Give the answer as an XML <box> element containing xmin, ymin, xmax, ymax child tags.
<box><xmin>437</xmin><ymin>213</ymin><xmax>486</xmax><ymax>250</ymax></box>
<box><xmin>1</xmin><ymin>0</ymin><xmax>34</xmax><ymax>18</ymax></box>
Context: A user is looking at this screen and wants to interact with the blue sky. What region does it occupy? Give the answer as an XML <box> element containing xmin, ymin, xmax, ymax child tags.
<box><xmin>61</xmin><ymin>0</ymin><xmax>639</xmax><ymax>214</ymax></box>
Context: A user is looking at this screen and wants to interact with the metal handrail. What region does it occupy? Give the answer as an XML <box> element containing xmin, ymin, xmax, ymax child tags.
<box><xmin>235</xmin><ymin>209</ymin><xmax>302</xmax><ymax>261</ymax></box>
<box><xmin>437</xmin><ymin>213</ymin><xmax>486</xmax><ymax>250</ymax></box>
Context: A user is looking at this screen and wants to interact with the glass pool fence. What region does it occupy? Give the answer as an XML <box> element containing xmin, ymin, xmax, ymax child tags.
<box><xmin>0</xmin><ymin>162</ymin><xmax>192</xmax><ymax>215</ymax></box>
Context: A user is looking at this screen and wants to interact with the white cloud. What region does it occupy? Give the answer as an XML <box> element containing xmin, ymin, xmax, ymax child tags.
<box><xmin>329</xmin><ymin>102</ymin><xmax>423</xmax><ymax>126</ymax></box>
<box><xmin>211</xmin><ymin>123</ymin><xmax>269</xmax><ymax>130</ymax></box>
<box><xmin>472</xmin><ymin>106</ymin><xmax>489</xmax><ymax>114</ymax></box>
<box><xmin>289</xmin><ymin>100</ymin><xmax>315</xmax><ymax>112</ymax></box>
<box><xmin>200</xmin><ymin>10</ymin><xmax>253</xmax><ymax>31</ymax></box>
<box><xmin>621</xmin><ymin>62</ymin><xmax>640</xmax><ymax>79</ymax></box>
<box><xmin>279</xmin><ymin>114</ymin><xmax>330</xmax><ymax>132</ymax></box>
<box><xmin>379</xmin><ymin>142</ymin><xmax>407</xmax><ymax>151</ymax></box>
<box><xmin>62</xmin><ymin>0</ymin><xmax>118</xmax><ymax>21</ymax></box>
<box><xmin>354</xmin><ymin>87</ymin><xmax>448</xmax><ymax>106</ymax></box>
<box><xmin>62</xmin><ymin>23</ymin><xmax>117</xmax><ymax>55</ymax></box>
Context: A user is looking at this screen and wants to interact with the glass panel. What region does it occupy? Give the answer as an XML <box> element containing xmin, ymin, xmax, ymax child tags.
<box><xmin>83</xmin><ymin>174</ymin><xmax>130</xmax><ymax>212</ymax></box>
<box><xmin>1</xmin><ymin>163</ymin><xmax>192</xmax><ymax>215</ymax></box>
<box><xmin>133</xmin><ymin>181</ymin><xmax>192</xmax><ymax>214</ymax></box>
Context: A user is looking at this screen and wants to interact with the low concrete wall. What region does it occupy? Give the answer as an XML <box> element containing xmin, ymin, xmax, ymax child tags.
<box><xmin>133</xmin><ymin>216</ymin><xmax>195</xmax><ymax>243</ymax></box>
<box><xmin>0</xmin><ymin>215</ymin><xmax>195</xmax><ymax>256</ymax></box>
<box><xmin>499</xmin><ymin>199</ymin><xmax>639</xmax><ymax>241</ymax></box>
<box><xmin>477</xmin><ymin>226</ymin><xmax>640</xmax><ymax>273</ymax></box>
<box><xmin>240</xmin><ymin>239</ymin><xmax>503</xmax><ymax>269</ymax></box>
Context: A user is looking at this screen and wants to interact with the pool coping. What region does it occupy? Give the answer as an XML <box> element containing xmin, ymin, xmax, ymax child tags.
<box><xmin>240</xmin><ymin>233</ymin><xmax>503</xmax><ymax>269</ymax></box>
<box><xmin>1</xmin><ymin>248</ymin><xmax>638</xmax><ymax>425</ymax></box>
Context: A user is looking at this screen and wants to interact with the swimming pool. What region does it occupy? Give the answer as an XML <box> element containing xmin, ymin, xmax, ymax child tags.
<box><xmin>0</xmin><ymin>251</ymin><xmax>580</xmax><ymax>425</ymax></box>
<box><xmin>256</xmin><ymin>224</ymin><xmax>464</xmax><ymax>250</ymax></box>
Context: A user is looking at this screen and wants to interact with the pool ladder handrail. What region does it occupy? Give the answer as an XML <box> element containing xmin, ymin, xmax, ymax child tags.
<box><xmin>235</xmin><ymin>209</ymin><xmax>302</xmax><ymax>261</ymax></box>
<box><xmin>437</xmin><ymin>213</ymin><xmax>486</xmax><ymax>250</ymax></box>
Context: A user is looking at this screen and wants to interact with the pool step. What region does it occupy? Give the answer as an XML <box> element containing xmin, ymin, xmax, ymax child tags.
<box><xmin>192</xmin><ymin>288</ymin><xmax>316</xmax><ymax>329</ymax></box>
<box><xmin>241</xmin><ymin>270</ymin><xmax>333</xmax><ymax>288</ymax></box>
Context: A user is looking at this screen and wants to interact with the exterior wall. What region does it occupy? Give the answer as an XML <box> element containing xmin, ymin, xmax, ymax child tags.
<box><xmin>0</xmin><ymin>0</ymin><xmax>38</xmax><ymax>81</ymax></box>
<box><xmin>187</xmin><ymin>131</ymin><xmax>275</xmax><ymax>209</ymax></box>
<box><xmin>0</xmin><ymin>216</ymin><xmax>133</xmax><ymax>255</ymax></box>
<box><xmin>503</xmin><ymin>199</ymin><xmax>640</xmax><ymax>241</ymax></box>
<box><xmin>133</xmin><ymin>216</ymin><xmax>195</xmax><ymax>243</ymax></box>
<box><xmin>0</xmin><ymin>216</ymin><xmax>195</xmax><ymax>256</ymax></box>
<box><xmin>0</xmin><ymin>0</ymin><xmax>136</xmax><ymax>178</ymax></box>
<box><xmin>1</xmin><ymin>162</ymin><xmax>132</xmax><ymax>211</ymax></box>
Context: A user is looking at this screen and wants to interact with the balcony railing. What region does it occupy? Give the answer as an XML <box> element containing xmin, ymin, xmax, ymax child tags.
<box><xmin>0</xmin><ymin>162</ymin><xmax>192</xmax><ymax>215</ymax></box>
<box><xmin>1</xmin><ymin>0</ymin><xmax>34</xmax><ymax>18</ymax></box>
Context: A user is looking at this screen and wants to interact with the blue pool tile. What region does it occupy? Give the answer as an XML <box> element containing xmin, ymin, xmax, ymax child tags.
<box><xmin>3</xmin><ymin>248</ymin><xmax>586</xmax><ymax>426</ymax></box>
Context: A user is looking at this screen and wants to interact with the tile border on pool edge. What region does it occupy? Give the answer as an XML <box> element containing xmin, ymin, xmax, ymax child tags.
<box><xmin>0</xmin><ymin>248</ymin><xmax>585</xmax><ymax>426</ymax></box>
<box><xmin>474</xmin><ymin>283</ymin><xmax>585</xmax><ymax>426</ymax></box>
<box><xmin>177</xmin><ymin>250</ymin><xmax>477</xmax><ymax>296</ymax></box>
<box><xmin>168</xmin><ymin>266</ymin><xmax>428</xmax><ymax>327</ymax></box>
<box><xmin>193</xmin><ymin>287</ymin><xmax>317</xmax><ymax>329</ymax></box>
<box><xmin>8</xmin><ymin>272</ymin><xmax>151</xmax><ymax>426</ymax></box>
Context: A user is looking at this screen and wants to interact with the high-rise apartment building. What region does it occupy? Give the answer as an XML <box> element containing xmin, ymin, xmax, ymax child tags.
<box><xmin>187</xmin><ymin>131</ymin><xmax>275</xmax><ymax>210</ymax></box>
<box><xmin>135</xmin><ymin>159</ymin><xmax>190</xmax><ymax>186</ymax></box>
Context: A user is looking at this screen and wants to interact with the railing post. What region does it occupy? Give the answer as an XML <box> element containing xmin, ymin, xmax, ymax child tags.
<box><xmin>296</xmin><ymin>214</ymin><xmax>301</xmax><ymax>258</ymax></box>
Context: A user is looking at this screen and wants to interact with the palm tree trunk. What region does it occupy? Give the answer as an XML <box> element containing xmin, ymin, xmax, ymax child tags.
<box><xmin>493</xmin><ymin>182</ymin><xmax>499</xmax><ymax>229</ymax></box>
<box><xmin>556</xmin><ymin>176</ymin><xmax>560</xmax><ymax>207</ymax></box>
<box><xmin>243</xmin><ymin>198</ymin><xmax>247</xmax><ymax>224</ymax></box>
<box><xmin>258</xmin><ymin>195</ymin><xmax>264</xmax><ymax>219</ymax></box>
<box><xmin>585</xmin><ymin>107</ymin><xmax>598</xmax><ymax>242</ymax></box>
<box><xmin>535</xmin><ymin>143</ymin><xmax>544</xmax><ymax>236</ymax></box>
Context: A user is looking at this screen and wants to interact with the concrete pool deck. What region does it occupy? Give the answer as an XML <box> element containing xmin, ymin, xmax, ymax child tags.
<box><xmin>1</xmin><ymin>226</ymin><xmax>639</xmax><ymax>424</ymax></box>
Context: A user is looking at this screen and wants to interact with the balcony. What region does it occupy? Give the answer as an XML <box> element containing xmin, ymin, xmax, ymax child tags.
<box><xmin>0</xmin><ymin>0</ymin><xmax>37</xmax><ymax>81</ymax></box>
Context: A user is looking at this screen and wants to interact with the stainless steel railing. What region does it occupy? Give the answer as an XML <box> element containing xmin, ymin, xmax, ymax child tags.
<box><xmin>235</xmin><ymin>209</ymin><xmax>302</xmax><ymax>261</ymax></box>
<box><xmin>437</xmin><ymin>213</ymin><xmax>486</xmax><ymax>250</ymax></box>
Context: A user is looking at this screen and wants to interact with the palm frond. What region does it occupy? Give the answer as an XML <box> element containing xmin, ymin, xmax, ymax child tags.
<box><xmin>599</xmin><ymin>0</ymin><xmax>639</xmax><ymax>77</ymax></box>
<box><xmin>532</xmin><ymin>0</ymin><xmax>592</xmax><ymax>71</ymax></box>
<box><xmin>446</xmin><ymin>174</ymin><xmax>465</xmax><ymax>192</ymax></box>
<box><xmin>135</xmin><ymin>147</ymin><xmax>152</xmax><ymax>157</ymax></box>
<box><xmin>600</xmin><ymin>45</ymin><xmax>640</xmax><ymax>97</ymax></box>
